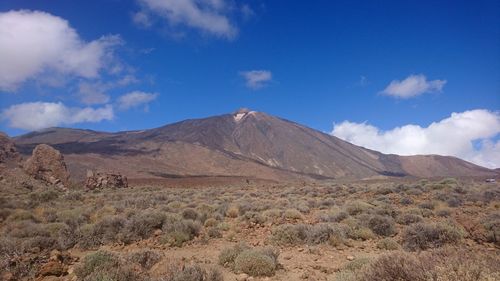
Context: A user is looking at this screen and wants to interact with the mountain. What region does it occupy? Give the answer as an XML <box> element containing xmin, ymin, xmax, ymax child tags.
<box><xmin>13</xmin><ymin>109</ymin><xmax>498</xmax><ymax>182</ymax></box>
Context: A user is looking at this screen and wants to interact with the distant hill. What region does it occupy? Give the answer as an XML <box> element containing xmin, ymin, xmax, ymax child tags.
<box><xmin>13</xmin><ymin>109</ymin><xmax>498</xmax><ymax>181</ymax></box>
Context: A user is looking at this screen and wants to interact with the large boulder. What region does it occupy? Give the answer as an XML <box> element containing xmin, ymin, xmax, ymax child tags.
<box><xmin>24</xmin><ymin>144</ymin><xmax>70</xmax><ymax>187</ymax></box>
<box><xmin>0</xmin><ymin>132</ymin><xmax>20</xmax><ymax>164</ymax></box>
<box><xmin>85</xmin><ymin>170</ymin><xmax>128</xmax><ymax>190</ymax></box>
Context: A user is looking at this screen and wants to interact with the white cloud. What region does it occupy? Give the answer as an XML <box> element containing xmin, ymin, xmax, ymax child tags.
<box><xmin>136</xmin><ymin>0</ymin><xmax>237</xmax><ymax>39</ymax></box>
<box><xmin>381</xmin><ymin>74</ymin><xmax>446</xmax><ymax>98</ymax></box>
<box><xmin>78</xmin><ymin>82</ymin><xmax>111</xmax><ymax>105</ymax></box>
<box><xmin>240</xmin><ymin>70</ymin><xmax>272</xmax><ymax>90</ymax></box>
<box><xmin>132</xmin><ymin>11</ymin><xmax>153</xmax><ymax>28</ymax></box>
<box><xmin>117</xmin><ymin>91</ymin><xmax>158</xmax><ymax>110</ymax></box>
<box><xmin>1</xmin><ymin>102</ymin><xmax>114</xmax><ymax>131</ymax></box>
<box><xmin>0</xmin><ymin>10</ymin><xmax>121</xmax><ymax>91</ymax></box>
<box><xmin>77</xmin><ymin>75</ymin><xmax>138</xmax><ymax>105</ymax></box>
<box><xmin>331</xmin><ymin>109</ymin><xmax>500</xmax><ymax>168</ymax></box>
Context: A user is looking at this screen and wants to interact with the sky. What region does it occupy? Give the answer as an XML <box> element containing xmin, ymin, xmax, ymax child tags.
<box><xmin>0</xmin><ymin>0</ymin><xmax>499</xmax><ymax>168</ymax></box>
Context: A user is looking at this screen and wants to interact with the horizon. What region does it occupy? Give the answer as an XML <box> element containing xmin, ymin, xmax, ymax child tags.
<box><xmin>0</xmin><ymin>0</ymin><xmax>499</xmax><ymax>168</ymax></box>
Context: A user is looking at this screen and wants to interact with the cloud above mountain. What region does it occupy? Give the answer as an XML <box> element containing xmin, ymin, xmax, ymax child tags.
<box><xmin>240</xmin><ymin>70</ymin><xmax>272</xmax><ymax>90</ymax></box>
<box><xmin>381</xmin><ymin>74</ymin><xmax>447</xmax><ymax>98</ymax></box>
<box><xmin>0</xmin><ymin>10</ymin><xmax>122</xmax><ymax>91</ymax></box>
<box><xmin>331</xmin><ymin>109</ymin><xmax>500</xmax><ymax>168</ymax></box>
<box><xmin>1</xmin><ymin>102</ymin><xmax>114</xmax><ymax>131</ymax></box>
<box><xmin>117</xmin><ymin>91</ymin><xmax>158</xmax><ymax>110</ymax></box>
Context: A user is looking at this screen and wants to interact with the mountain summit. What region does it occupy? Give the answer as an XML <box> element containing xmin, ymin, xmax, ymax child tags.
<box><xmin>14</xmin><ymin>110</ymin><xmax>497</xmax><ymax>181</ymax></box>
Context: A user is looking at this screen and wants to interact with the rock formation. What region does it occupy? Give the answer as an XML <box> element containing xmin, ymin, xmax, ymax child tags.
<box><xmin>0</xmin><ymin>132</ymin><xmax>20</xmax><ymax>165</ymax></box>
<box><xmin>85</xmin><ymin>170</ymin><xmax>128</xmax><ymax>190</ymax></box>
<box><xmin>24</xmin><ymin>144</ymin><xmax>70</xmax><ymax>187</ymax></box>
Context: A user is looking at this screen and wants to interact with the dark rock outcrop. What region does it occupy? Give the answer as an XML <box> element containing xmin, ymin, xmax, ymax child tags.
<box><xmin>85</xmin><ymin>170</ymin><xmax>128</xmax><ymax>190</ymax></box>
<box><xmin>24</xmin><ymin>144</ymin><xmax>70</xmax><ymax>187</ymax></box>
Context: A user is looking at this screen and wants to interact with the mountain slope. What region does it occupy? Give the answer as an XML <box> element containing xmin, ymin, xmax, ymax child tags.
<box><xmin>14</xmin><ymin>109</ymin><xmax>497</xmax><ymax>181</ymax></box>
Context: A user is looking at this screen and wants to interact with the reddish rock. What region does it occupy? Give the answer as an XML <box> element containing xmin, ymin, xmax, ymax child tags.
<box><xmin>85</xmin><ymin>170</ymin><xmax>128</xmax><ymax>190</ymax></box>
<box><xmin>24</xmin><ymin>144</ymin><xmax>70</xmax><ymax>187</ymax></box>
<box><xmin>37</xmin><ymin>261</ymin><xmax>66</xmax><ymax>277</ymax></box>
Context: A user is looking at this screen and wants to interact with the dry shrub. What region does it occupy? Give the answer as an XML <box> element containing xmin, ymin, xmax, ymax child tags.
<box><xmin>219</xmin><ymin>243</ymin><xmax>250</xmax><ymax>269</ymax></box>
<box><xmin>161</xmin><ymin>216</ymin><xmax>201</xmax><ymax>247</ymax></box>
<box><xmin>164</xmin><ymin>264</ymin><xmax>223</xmax><ymax>281</ymax></box>
<box><xmin>359</xmin><ymin>251</ymin><xmax>428</xmax><ymax>281</ymax></box>
<box><xmin>397</xmin><ymin>212</ymin><xmax>424</xmax><ymax>225</ymax></box>
<box><xmin>342</xmin><ymin>248</ymin><xmax>500</xmax><ymax>281</ymax></box>
<box><xmin>376</xmin><ymin>238</ymin><xmax>400</xmax><ymax>250</ymax></box>
<box><xmin>402</xmin><ymin>222</ymin><xmax>464</xmax><ymax>251</ymax></box>
<box><xmin>128</xmin><ymin>249</ymin><xmax>162</xmax><ymax>270</ymax></box>
<box><xmin>75</xmin><ymin>250</ymin><xmax>141</xmax><ymax>281</ymax></box>
<box><xmin>233</xmin><ymin>248</ymin><xmax>279</xmax><ymax>277</ymax></box>
<box><xmin>482</xmin><ymin>212</ymin><xmax>500</xmax><ymax>246</ymax></box>
<box><xmin>366</xmin><ymin>215</ymin><xmax>396</xmax><ymax>236</ymax></box>
<box><xmin>283</xmin><ymin>208</ymin><xmax>303</xmax><ymax>220</ymax></box>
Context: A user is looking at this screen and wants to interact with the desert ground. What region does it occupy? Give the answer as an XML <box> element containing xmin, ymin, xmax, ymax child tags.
<box><xmin>1</xmin><ymin>177</ymin><xmax>499</xmax><ymax>281</ymax></box>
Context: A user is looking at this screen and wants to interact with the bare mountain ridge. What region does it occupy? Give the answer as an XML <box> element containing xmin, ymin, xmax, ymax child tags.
<box><xmin>14</xmin><ymin>109</ymin><xmax>497</xmax><ymax>181</ymax></box>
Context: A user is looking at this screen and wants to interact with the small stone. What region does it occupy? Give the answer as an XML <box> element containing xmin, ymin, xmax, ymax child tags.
<box><xmin>346</xmin><ymin>255</ymin><xmax>355</xmax><ymax>261</ymax></box>
<box><xmin>298</xmin><ymin>248</ymin><xmax>304</xmax><ymax>252</ymax></box>
<box><xmin>236</xmin><ymin>273</ymin><xmax>249</xmax><ymax>281</ymax></box>
<box><xmin>283</xmin><ymin>255</ymin><xmax>292</xmax><ymax>260</ymax></box>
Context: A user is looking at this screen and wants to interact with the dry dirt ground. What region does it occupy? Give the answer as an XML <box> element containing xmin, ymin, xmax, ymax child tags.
<box><xmin>1</xmin><ymin>177</ymin><xmax>499</xmax><ymax>281</ymax></box>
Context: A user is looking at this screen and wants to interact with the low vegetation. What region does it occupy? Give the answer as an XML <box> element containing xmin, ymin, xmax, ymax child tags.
<box><xmin>0</xmin><ymin>178</ymin><xmax>498</xmax><ymax>280</ymax></box>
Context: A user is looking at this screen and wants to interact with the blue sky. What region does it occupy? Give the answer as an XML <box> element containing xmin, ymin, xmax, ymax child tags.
<box><xmin>0</xmin><ymin>0</ymin><xmax>499</xmax><ymax>167</ymax></box>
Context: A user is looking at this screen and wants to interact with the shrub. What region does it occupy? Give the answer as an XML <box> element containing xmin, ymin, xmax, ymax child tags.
<box><xmin>207</xmin><ymin>227</ymin><xmax>222</xmax><ymax>238</ymax></box>
<box><xmin>240</xmin><ymin>211</ymin><xmax>266</xmax><ymax>225</ymax></box>
<box><xmin>436</xmin><ymin>208</ymin><xmax>451</xmax><ymax>217</ymax></box>
<box><xmin>402</xmin><ymin>222</ymin><xmax>464</xmax><ymax>251</ymax></box>
<box><xmin>483</xmin><ymin>212</ymin><xmax>500</xmax><ymax>245</ymax></box>
<box><xmin>366</xmin><ymin>215</ymin><xmax>396</xmax><ymax>236</ymax></box>
<box><xmin>162</xmin><ymin>217</ymin><xmax>201</xmax><ymax>247</ymax></box>
<box><xmin>75</xmin><ymin>250</ymin><xmax>140</xmax><ymax>281</ymax></box>
<box><xmin>270</xmin><ymin>224</ymin><xmax>309</xmax><ymax>246</ymax></box>
<box><xmin>446</xmin><ymin>197</ymin><xmax>463</xmax><ymax>207</ymax></box>
<box><xmin>376</xmin><ymin>238</ymin><xmax>400</xmax><ymax>250</ymax></box>
<box><xmin>182</xmin><ymin>208</ymin><xmax>199</xmax><ymax>220</ymax></box>
<box><xmin>397</xmin><ymin>213</ymin><xmax>423</xmax><ymax>225</ymax></box>
<box><xmin>234</xmin><ymin>248</ymin><xmax>279</xmax><ymax>276</ymax></box>
<box><xmin>263</xmin><ymin>209</ymin><xmax>282</xmax><ymax>221</ymax></box>
<box><xmin>347</xmin><ymin>227</ymin><xmax>376</xmax><ymax>241</ymax></box>
<box><xmin>164</xmin><ymin>264</ymin><xmax>223</xmax><ymax>281</ymax></box>
<box><xmin>319</xmin><ymin>210</ymin><xmax>348</xmax><ymax>223</ymax></box>
<box><xmin>283</xmin><ymin>209</ymin><xmax>303</xmax><ymax>220</ymax></box>
<box><xmin>344</xmin><ymin>200</ymin><xmax>372</xmax><ymax>216</ymax></box>
<box><xmin>79</xmin><ymin>216</ymin><xmax>126</xmax><ymax>249</ymax></box>
<box><xmin>219</xmin><ymin>243</ymin><xmax>250</xmax><ymax>269</ymax></box>
<box><xmin>128</xmin><ymin>249</ymin><xmax>161</xmax><ymax>270</ymax></box>
<box><xmin>399</xmin><ymin>197</ymin><xmax>413</xmax><ymax>205</ymax></box>
<box><xmin>226</xmin><ymin>206</ymin><xmax>239</xmax><ymax>218</ymax></box>
<box><xmin>122</xmin><ymin>211</ymin><xmax>166</xmax><ymax>242</ymax></box>
<box><xmin>359</xmin><ymin>251</ymin><xmax>427</xmax><ymax>281</ymax></box>
<box><xmin>204</xmin><ymin>218</ymin><xmax>218</xmax><ymax>227</ymax></box>
<box><xmin>419</xmin><ymin>201</ymin><xmax>437</xmax><ymax>210</ymax></box>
